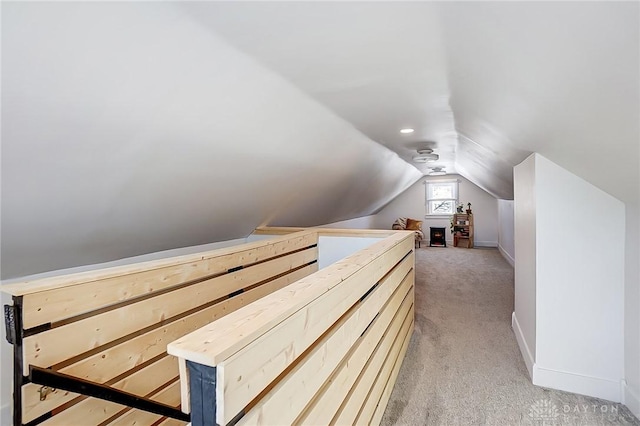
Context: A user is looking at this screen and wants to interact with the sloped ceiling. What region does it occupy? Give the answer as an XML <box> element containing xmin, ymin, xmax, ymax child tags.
<box><xmin>439</xmin><ymin>2</ymin><xmax>639</xmax><ymax>204</ymax></box>
<box><xmin>2</xmin><ymin>2</ymin><xmax>638</xmax><ymax>279</ymax></box>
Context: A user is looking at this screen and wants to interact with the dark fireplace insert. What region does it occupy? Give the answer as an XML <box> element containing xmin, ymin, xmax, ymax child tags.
<box><xmin>429</xmin><ymin>227</ymin><xmax>446</xmax><ymax>247</ymax></box>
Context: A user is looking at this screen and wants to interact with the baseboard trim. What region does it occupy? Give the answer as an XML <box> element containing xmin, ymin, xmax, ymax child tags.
<box><xmin>475</xmin><ymin>241</ymin><xmax>498</xmax><ymax>247</ymax></box>
<box><xmin>512</xmin><ymin>312</ymin><xmax>534</xmax><ymax>378</ymax></box>
<box><xmin>624</xmin><ymin>381</ymin><xmax>640</xmax><ymax>420</ymax></box>
<box><xmin>533</xmin><ymin>365</ymin><xmax>621</xmax><ymax>402</ymax></box>
<box><xmin>426</xmin><ymin>240</ymin><xmax>498</xmax><ymax>248</ymax></box>
<box><xmin>498</xmin><ymin>244</ymin><xmax>515</xmax><ymax>267</ymax></box>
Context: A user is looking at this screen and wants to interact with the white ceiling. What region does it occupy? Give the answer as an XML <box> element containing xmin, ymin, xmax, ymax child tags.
<box><xmin>1</xmin><ymin>1</ymin><xmax>638</xmax><ymax>278</ymax></box>
<box><xmin>183</xmin><ymin>2</ymin><xmax>460</xmax><ymax>182</ymax></box>
<box><xmin>181</xmin><ymin>1</ymin><xmax>639</xmax><ymax>201</ymax></box>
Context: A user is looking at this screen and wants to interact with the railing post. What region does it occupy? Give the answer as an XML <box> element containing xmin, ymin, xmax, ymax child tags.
<box><xmin>187</xmin><ymin>361</ymin><xmax>217</xmax><ymax>426</ymax></box>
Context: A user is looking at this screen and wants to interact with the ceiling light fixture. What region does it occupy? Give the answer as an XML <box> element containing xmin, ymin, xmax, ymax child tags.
<box><xmin>400</xmin><ymin>128</ymin><xmax>414</xmax><ymax>134</ymax></box>
<box><xmin>413</xmin><ymin>148</ymin><xmax>439</xmax><ymax>163</ymax></box>
<box><xmin>413</xmin><ymin>154</ymin><xmax>439</xmax><ymax>163</ymax></box>
<box><xmin>414</xmin><ymin>155</ymin><xmax>439</xmax><ymax>163</ymax></box>
<box><xmin>429</xmin><ymin>167</ymin><xmax>446</xmax><ymax>176</ymax></box>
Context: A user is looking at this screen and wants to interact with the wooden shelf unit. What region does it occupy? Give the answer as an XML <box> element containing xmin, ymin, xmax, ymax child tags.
<box><xmin>453</xmin><ymin>213</ymin><xmax>474</xmax><ymax>248</ymax></box>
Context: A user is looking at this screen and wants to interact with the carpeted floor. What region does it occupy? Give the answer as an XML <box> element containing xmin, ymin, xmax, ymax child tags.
<box><xmin>381</xmin><ymin>246</ymin><xmax>640</xmax><ymax>426</ymax></box>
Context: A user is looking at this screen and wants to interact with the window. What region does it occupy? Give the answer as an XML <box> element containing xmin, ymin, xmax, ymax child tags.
<box><xmin>425</xmin><ymin>180</ymin><xmax>459</xmax><ymax>216</ymax></box>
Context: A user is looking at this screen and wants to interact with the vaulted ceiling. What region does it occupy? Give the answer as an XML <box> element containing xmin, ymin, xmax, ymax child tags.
<box><xmin>2</xmin><ymin>2</ymin><xmax>638</xmax><ymax>279</ymax></box>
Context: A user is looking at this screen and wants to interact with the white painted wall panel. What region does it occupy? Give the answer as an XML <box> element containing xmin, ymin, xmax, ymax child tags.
<box><xmin>534</xmin><ymin>154</ymin><xmax>624</xmax><ymax>401</ymax></box>
<box><xmin>498</xmin><ymin>199</ymin><xmax>515</xmax><ymax>266</ymax></box>
<box><xmin>514</xmin><ymin>153</ymin><xmax>625</xmax><ymax>402</ymax></box>
<box><xmin>624</xmin><ymin>203</ymin><xmax>640</xmax><ymax>417</ymax></box>
<box><xmin>317</xmin><ymin>236</ymin><xmax>383</xmax><ymax>270</ymax></box>
<box><xmin>513</xmin><ymin>154</ymin><xmax>537</xmax><ymax>377</ymax></box>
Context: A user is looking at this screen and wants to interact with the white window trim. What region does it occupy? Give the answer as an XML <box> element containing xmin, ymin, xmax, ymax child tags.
<box><xmin>424</xmin><ymin>179</ymin><xmax>460</xmax><ymax>219</ymax></box>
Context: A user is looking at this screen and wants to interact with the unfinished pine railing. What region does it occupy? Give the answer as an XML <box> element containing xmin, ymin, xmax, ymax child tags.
<box><xmin>168</xmin><ymin>230</ymin><xmax>415</xmax><ymax>426</ymax></box>
<box><xmin>2</xmin><ymin>230</ymin><xmax>319</xmax><ymax>426</ymax></box>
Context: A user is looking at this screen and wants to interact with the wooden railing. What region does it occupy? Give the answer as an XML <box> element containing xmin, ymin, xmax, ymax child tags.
<box><xmin>168</xmin><ymin>230</ymin><xmax>415</xmax><ymax>426</ymax></box>
<box><xmin>2</xmin><ymin>230</ymin><xmax>319</xmax><ymax>426</ymax></box>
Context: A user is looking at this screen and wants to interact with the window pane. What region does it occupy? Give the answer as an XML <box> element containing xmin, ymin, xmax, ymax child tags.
<box><xmin>430</xmin><ymin>200</ymin><xmax>454</xmax><ymax>214</ymax></box>
<box><xmin>430</xmin><ymin>183</ymin><xmax>454</xmax><ymax>199</ymax></box>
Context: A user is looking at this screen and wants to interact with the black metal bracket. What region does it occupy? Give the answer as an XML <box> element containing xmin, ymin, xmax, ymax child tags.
<box><xmin>29</xmin><ymin>366</ymin><xmax>190</xmax><ymax>422</ymax></box>
<box><xmin>4</xmin><ymin>304</ymin><xmax>17</xmax><ymax>345</ymax></box>
<box><xmin>11</xmin><ymin>297</ymin><xmax>24</xmax><ymax>426</ymax></box>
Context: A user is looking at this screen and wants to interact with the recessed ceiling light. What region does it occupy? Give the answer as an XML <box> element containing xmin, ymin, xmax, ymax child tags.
<box><xmin>400</xmin><ymin>128</ymin><xmax>414</xmax><ymax>134</ymax></box>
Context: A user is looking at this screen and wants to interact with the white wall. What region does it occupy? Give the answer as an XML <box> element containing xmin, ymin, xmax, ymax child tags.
<box><xmin>318</xmin><ymin>236</ymin><xmax>384</xmax><ymax>270</ymax></box>
<box><xmin>373</xmin><ymin>174</ymin><xmax>498</xmax><ymax>246</ymax></box>
<box><xmin>514</xmin><ymin>153</ymin><xmax>625</xmax><ymax>402</ymax></box>
<box><xmin>534</xmin><ymin>155</ymin><xmax>625</xmax><ymax>402</ymax></box>
<box><xmin>498</xmin><ymin>200</ymin><xmax>515</xmax><ymax>266</ymax></box>
<box><xmin>460</xmin><ymin>177</ymin><xmax>499</xmax><ymax>246</ymax></box>
<box><xmin>513</xmin><ymin>155</ymin><xmax>537</xmax><ymax>377</ymax></box>
<box><xmin>1</xmin><ymin>2</ymin><xmax>421</xmax><ymax>280</ymax></box>
<box><xmin>624</xmin><ymin>203</ymin><xmax>640</xmax><ymax>417</ymax></box>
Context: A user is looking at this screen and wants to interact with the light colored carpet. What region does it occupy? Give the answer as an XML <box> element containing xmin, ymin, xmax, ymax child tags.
<box><xmin>381</xmin><ymin>246</ymin><xmax>639</xmax><ymax>426</ymax></box>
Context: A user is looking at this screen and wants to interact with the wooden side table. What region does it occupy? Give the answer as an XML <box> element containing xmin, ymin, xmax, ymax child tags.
<box><xmin>453</xmin><ymin>213</ymin><xmax>474</xmax><ymax>248</ymax></box>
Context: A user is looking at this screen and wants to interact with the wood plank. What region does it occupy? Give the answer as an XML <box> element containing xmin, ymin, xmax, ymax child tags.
<box><xmin>21</xmin><ymin>264</ymin><xmax>316</xmax><ymax>421</ymax></box>
<box><xmin>238</xmin><ymin>268</ymin><xmax>414</xmax><ymax>426</ymax></box>
<box><xmin>331</xmin><ymin>302</ymin><xmax>414</xmax><ymax>426</ymax></box>
<box><xmin>168</xmin><ymin>233</ymin><xmax>413</xmax><ymax>367</ymax></box>
<box><xmin>369</xmin><ymin>317</ymin><xmax>415</xmax><ymax>426</ymax></box>
<box><xmin>107</xmin><ymin>381</ymin><xmax>182</xmax><ymax>426</ymax></box>
<box><xmin>356</xmin><ymin>308</ymin><xmax>414</xmax><ymax>425</ymax></box>
<box><xmin>178</xmin><ymin>358</ymin><xmax>190</xmax><ymax>414</ymax></box>
<box><xmin>56</xmin><ymin>264</ymin><xmax>316</xmax><ymax>383</ymax></box>
<box><xmin>41</xmin><ymin>356</ymin><xmax>178</xmax><ymax>426</ymax></box>
<box><xmin>7</xmin><ymin>230</ymin><xmax>317</xmax><ymax>325</ymax></box>
<box><xmin>217</xmin><ymin>251</ymin><xmax>414</xmax><ymax>425</ymax></box>
<box><xmin>316</xmin><ymin>229</ymin><xmax>401</xmax><ymax>238</ymax></box>
<box><xmin>22</xmin><ymin>384</ymin><xmax>79</xmax><ymax>424</ymax></box>
<box><xmin>157</xmin><ymin>418</ymin><xmax>187</xmax><ymax>426</ymax></box>
<box><xmin>254</xmin><ymin>226</ymin><xmax>401</xmax><ymax>238</ymax></box>
<box><xmin>252</xmin><ymin>227</ymin><xmax>307</xmax><ymax>235</ymax></box>
<box><xmin>295</xmin><ymin>281</ymin><xmax>414</xmax><ymax>425</ymax></box>
<box><xmin>23</xmin><ymin>248</ymin><xmax>317</xmax><ymax>374</ymax></box>
<box><xmin>55</xmin><ymin>264</ymin><xmax>317</xmax><ymax>383</ymax></box>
